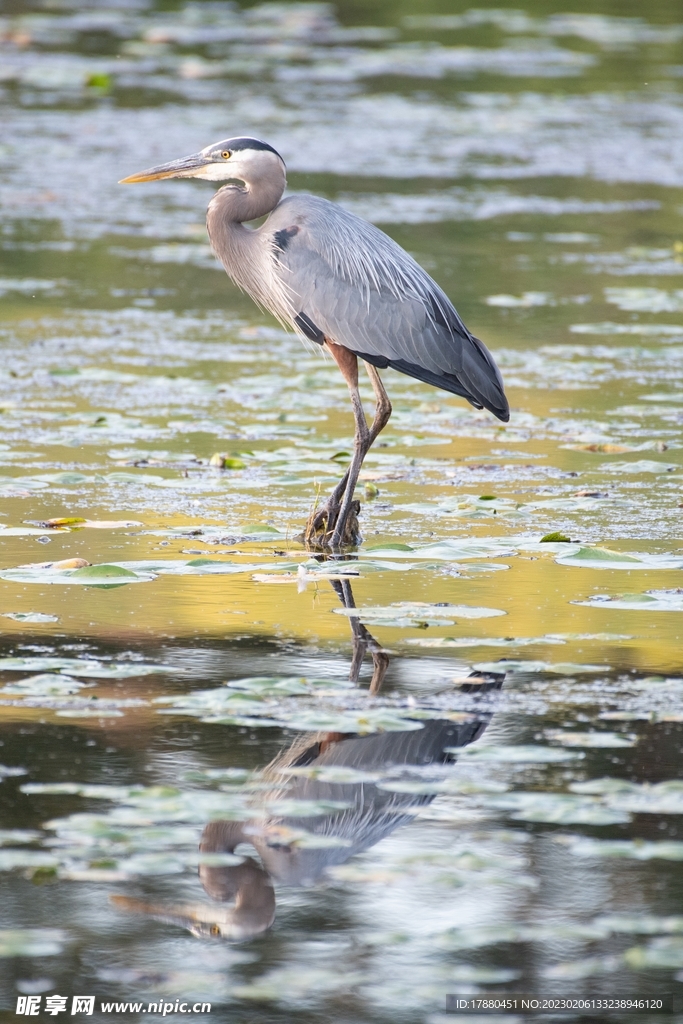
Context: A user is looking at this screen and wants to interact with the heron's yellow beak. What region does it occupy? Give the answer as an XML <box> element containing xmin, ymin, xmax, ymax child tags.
<box><xmin>119</xmin><ymin>152</ymin><xmax>209</xmax><ymax>183</ymax></box>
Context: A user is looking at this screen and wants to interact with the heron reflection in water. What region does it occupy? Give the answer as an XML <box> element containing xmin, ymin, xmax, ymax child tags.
<box><xmin>121</xmin><ymin>137</ymin><xmax>508</xmax><ymax>549</ymax></box>
<box><xmin>113</xmin><ymin>585</ymin><xmax>504</xmax><ymax>940</ymax></box>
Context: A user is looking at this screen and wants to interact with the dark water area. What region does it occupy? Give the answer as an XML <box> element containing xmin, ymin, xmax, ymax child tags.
<box><xmin>2</xmin><ymin>0</ymin><xmax>683</xmax><ymax>1021</ymax></box>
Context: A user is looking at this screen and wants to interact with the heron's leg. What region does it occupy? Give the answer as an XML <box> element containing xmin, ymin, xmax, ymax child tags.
<box><xmin>363</xmin><ymin>361</ymin><xmax>392</xmax><ymax>445</ymax></box>
<box><xmin>328</xmin><ymin>361</ymin><xmax>393</xmax><ymax>548</ymax></box>
<box><xmin>304</xmin><ymin>350</ymin><xmax>392</xmax><ymax>548</ymax></box>
<box><xmin>320</xmin><ymin>364</ymin><xmax>393</xmax><ymax>511</ymax></box>
<box><xmin>329</xmin><ymin>367</ymin><xmax>371</xmax><ymax>549</ymax></box>
<box><xmin>305</xmin><ymin>343</ymin><xmax>366</xmax><ymax>546</ymax></box>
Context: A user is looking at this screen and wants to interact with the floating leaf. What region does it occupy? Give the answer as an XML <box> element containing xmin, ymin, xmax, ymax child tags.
<box><xmin>362</xmin><ymin>538</ymin><xmax>513</xmax><ymax>561</ymax></box>
<box><xmin>240</xmin><ymin>524</ymin><xmax>283</xmax><ymax>537</ymax></box>
<box><xmin>486</xmin><ymin>792</ymin><xmax>630</xmax><ymax>825</ymax></box>
<box><xmin>1</xmin><ymin>674</ymin><xmax>89</xmax><ymax>696</ymax></box>
<box><xmin>472</xmin><ymin>660</ymin><xmax>606</xmax><ymax>675</ymax></box>
<box><xmin>2</xmin><ymin>612</ymin><xmax>58</xmax><ymax>623</ymax></box>
<box><xmin>624</xmin><ymin>938</ymin><xmax>683</xmax><ymax>970</ymax></box>
<box><xmin>365</xmin><ymin>542</ymin><xmax>415</xmax><ymax>553</ymax></box>
<box><xmin>0</xmin><ymin>563</ymin><xmax>155</xmax><ymax>586</ymax></box>
<box><xmin>542</xmin><ymin>955</ymin><xmax>622</xmax><ymax>980</ymax></box>
<box><xmin>601</xmin><ymin>459</ymin><xmax>678</xmax><ymax>474</ymax></box>
<box><xmin>576</xmin><ymin>590</ymin><xmax>683</xmax><ymax>611</ymax></box>
<box><xmin>0</xmin><ymin>830</ymin><xmax>40</xmax><ymax>845</ymax></box>
<box><xmin>71</xmin><ymin>564</ymin><xmax>139</xmax><ymax>581</ymax></box>
<box><xmin>277</xmin><ymin>709</ymin><xmax>425</xmax><ymax>734</ymax></box>
<box><xmin>377</xmin><ymin>777</ymin><xmax>508</xmax><ymax>795</ymax></box>
<box><xmin>0</xmin><ymin>850</ymin><xmax>60</xmax><ymax>870</ymax></box>
<box><xmin>0</xmin><ymin>929</ymin><xmax>68</xmax><ymax>957</ymax></box>
<box><xmin>453</xmin><ymin>745</ymin><xmax>581</xmax><ymax>763</ymax></box>
<box><xmin>58</xmin><ymin>662</ymin><xmax>168</xmax><ymax>680</ymax></box>
<box><xmin>0</xmin><ymin>657</ymin><xmax>168</xmax><ymax>678</ymax></box>
<box><xmin>335</xmin><ymin>602</ymin><xmax>505</xmax><ymax>624</ymax></box>
<box><xmin>227</xmin><ymin>676</ymin><xmax>352</xmax><ymax>696</ymax></box>
<box><xmin>556</xmin><ymin>546</ymin><xmax>645</xmax><ymax>568</ymax></box>
<box><xmin>559</xmin><ymin>836</ymin><xmax>683</xmax><ymax>861</ymax></box>
<box><xmin>407</xmin><ymin>635</ymin><xmax>565</xmax><ymax>648</ymax></box>
<box><xmin>546</xmin><ymin>730</ymin><xmax>637</xmax><ymax>748</ymax></box>
<box><xmin>41</xmin><ymin>517</ymin><xmax>86</xmax><ymax>527</ymax></box>
<box><xmin>569</xmin><ymin>777</ymin><xmax>639</xmax><ymax>795</ymax></box>
<box><xmin>604</xmin><ymin>287</ymin><xmax>683</xmax><ymax>313</ymax></box>
<box><xmin>605</xmin><ymin>782</ymin><xmax>683</xmax><ymax>815</ymax></box>
<box><xmin>208</xmin><ymin>454</ymin><xmax>245</xmax><ymax>469</ymax></box>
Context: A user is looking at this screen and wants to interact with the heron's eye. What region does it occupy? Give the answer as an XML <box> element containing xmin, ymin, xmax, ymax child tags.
<box><xmin>221</xmin><ymin>150</ymin><xmax>231</xmax><ymax>160</ymax></box>
<box><xmin>210</xmin><ymin>925</ymin><xmax>221</xmax><ymax>936</ymax></box>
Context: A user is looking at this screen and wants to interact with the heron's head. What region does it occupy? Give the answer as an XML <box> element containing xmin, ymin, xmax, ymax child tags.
<box><xmin>119</xmin><ymin>137</ymin><xmax>285</xmax><ymax>185</ymax></box>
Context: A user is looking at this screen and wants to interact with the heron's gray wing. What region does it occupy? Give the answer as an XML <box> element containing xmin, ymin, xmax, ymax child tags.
<box><xmin>270</xmin><ymin>196</ymin><xmax>509</xmax><ymax>421</ymax></box>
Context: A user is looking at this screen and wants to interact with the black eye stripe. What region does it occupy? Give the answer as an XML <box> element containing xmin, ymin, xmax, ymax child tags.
<box><xmin>209</xmin><ymin>137</ymin><xmax>284</xmax><ymax>162</ymax></box>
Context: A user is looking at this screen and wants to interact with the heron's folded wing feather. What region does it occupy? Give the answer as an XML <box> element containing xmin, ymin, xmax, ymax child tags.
<box><xmin>271</xmin><ymin>197</ymin><xmax>508</xmax><ymax>420</ymax></box>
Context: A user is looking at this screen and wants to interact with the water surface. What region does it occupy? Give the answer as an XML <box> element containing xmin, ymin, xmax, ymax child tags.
<box><xmin>1</xmin><ymin>0</ymin><xmax>683</xmax><ymax>1021</ymax></box>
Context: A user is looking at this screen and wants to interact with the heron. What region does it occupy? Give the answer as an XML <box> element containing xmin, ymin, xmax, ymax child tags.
<box><xmin>120</xmin><ymin>137</ymin><xmax>509</xmax><ymax>548</ymax></box>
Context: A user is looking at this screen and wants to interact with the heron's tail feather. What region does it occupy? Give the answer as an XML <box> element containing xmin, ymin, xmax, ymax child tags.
<box><xmin>358</xmin><ymin>345</ymin><xmax>509</xmax><ymax>423</ymax></box>
<box><xmin>458</xmin><ymin>334</ymin><xmax>509</xmax><ymax>422</ymax></box>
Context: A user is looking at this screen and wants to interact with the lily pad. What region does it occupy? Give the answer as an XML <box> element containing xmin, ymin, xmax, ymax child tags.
<box><xmin>541</xmin><ymin>955</ymin><xmax>622</xmax><ymax>980</ymax></box>
<box><xmin>0</xmin><ymin>674</ymin><xmax>89</xmax><ymax>696</ymax></box>
<box><xmin>555</xmin><ymin>546</ymin><xmax>646</xmax><ymax>568</ymax></box>
<box><xmin>486</xmin><ymin>792</ymin><xmax>630</xmax><ymax>825</ymax></box>
<box><xmin>559</xmin><ymin>836</ymin><xmax>683</xmax><ymax>860</ymax></box>
<box><xmin>546</xmin><ymin>730</ymin><xmax>637</xmax><ymax>748</ymax></box>
<box><xmin>2</xmin><ymin>612</ymin><xmax>58</xmax><ymax>623</ymax></box>
<box><xmin>407</xmin><ymin>635</ymin><xmax>565</xmax><ymax>648</ymax></box>
<box><xmin>71</xmin><ymin>564</ymin><xmax>140</xmax><ymax>581</ymax></box>
<box><xmin>472</xmin><ymin>660</ymin><xmax>606</xmax><ymax>675</ymax></box>
<box><xmin>576</xmin><ymin>590</ymin><xmax>683</xmax><ymax>611</ymax></box>
<box><xmin>362</xmin><ymin>538</ymin><xmax>513</xmax><ymax>561</ymax></box>
<box><xmin>277</xmin><ymin>709</ymin><xmax>425</xmax><ymax>734</ymax></box>
<box><xmin>0</xmin><ymin>850</ymin><xmax>60</xmax><ymax>870</ymax></box>
<box><xmin>0</xmin><ymin>563</ymin><xmax>155</xmax><ymax>586</ymax></box>
<box><xmin>335</xmin><ymin>602</ymin><xmax>505</xmax><ymax>624</ymax></box>
<box><xmin>0</xmin><ymin>929</ymin><xmax>68</xmax><ymax>957</ymax></box>
<box><xmin>0</xmin><ymin>657</ymin><xmax>168</xmax><ymax>678</ymax></box>
<box><xmin>624</xmin><ymin>938</ymin><xmax>683</xmax><ymax>970</ymax></box>
<box><xmin>227</xmin><ymin>676</ymin><xmax>352</xmax><ymax>696</ymax></box>
<box><xmin>453</xmin><ymin>744</ymin><xmax>581</xmax><ymax>763</ymax></box>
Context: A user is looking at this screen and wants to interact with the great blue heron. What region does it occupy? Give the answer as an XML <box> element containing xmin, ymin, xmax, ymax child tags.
<box><xmin>121</xmin><ymin>137</ymin><xmax>509</xmax><ymax>548</ymax></box>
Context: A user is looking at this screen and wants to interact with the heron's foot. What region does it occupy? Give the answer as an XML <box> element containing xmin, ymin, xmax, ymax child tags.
<box><xmin>302</xmin><ymin>500</ymin><xmax>340</xmax><ymax>549</ymax></box>
<box><xmin>303</xmin><ymin>499</ymin><xmax>361</xmax><ymax>550</ymax></box>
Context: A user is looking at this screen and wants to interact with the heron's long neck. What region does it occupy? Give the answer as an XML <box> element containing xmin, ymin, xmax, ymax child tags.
<box><xmin>206</xmin><ymin>168</ymin><xmax>286</xmax><ymax>307</ymax></box>
<box><xmin>208</xmin><ymin>164</ymin><xmax>285</xmax><ymax>227</ymax></box>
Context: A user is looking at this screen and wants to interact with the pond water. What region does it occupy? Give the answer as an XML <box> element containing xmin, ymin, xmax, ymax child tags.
<box><xmin>2</xmin><ymin>0</ymin><xmax>683</xmax><ymax>1020</ymax></box>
